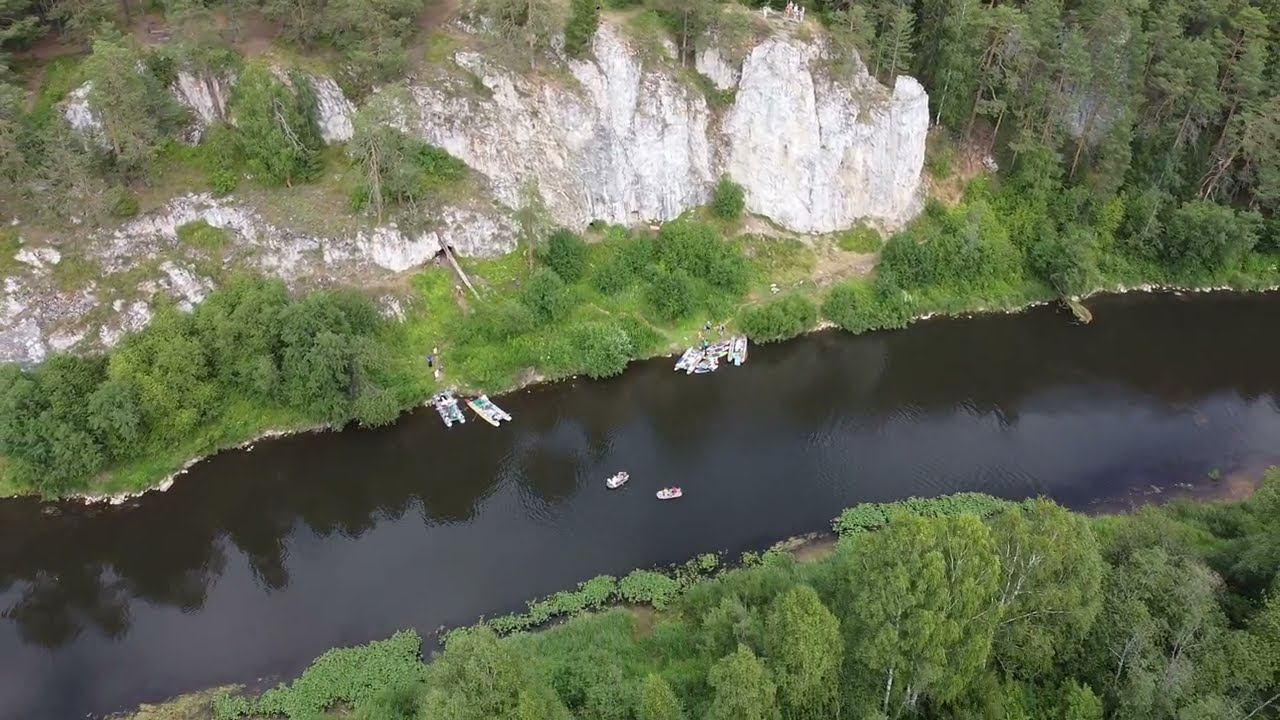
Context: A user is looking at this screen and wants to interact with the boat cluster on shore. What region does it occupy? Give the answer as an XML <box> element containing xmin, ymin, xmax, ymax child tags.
<box><xmin>429</xmin><ymin>391</ymin><xmax>513</xmax><ymax>428</ymax></box>
<box><xmin>674</xmin><ymin>335</ymin><xmax>748</xmax><ymax>374</ymax></box>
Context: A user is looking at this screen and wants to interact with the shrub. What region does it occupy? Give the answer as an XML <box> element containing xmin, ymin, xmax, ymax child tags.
<box><xmin>564</xmin><ymin>0</ymin><xmax>599</xmax><ymax>57</ymax></box>
<box><xmin>540</xmin><ymin>228</ymin><xmax>589</xmax><ymax>283</ymax></box>
<box><xmin>570</xmin><ymin>320</ymin><xmax>634</xmax><ymax>379</ymax></box>
<box><xmin>230</xmin><ymin>65</ymin><xmax>323</xmax><ymax>186</ymax></box>
<box><xmin>522</xmin><ymin>268</ymin><xmax>572</xmax><ymax>323</ymax></box>
<box><xmin>832</xmin><ymin>493</ymin><xmax>1016</xmax><ymax>537</ymax></box>
<box><xmin>822</xmin><ymin>279</ymin><xmax>912</xmax><ymax>334</ymax></box>
<box><xmin>738</xmin><ymin>295</ymin><xmax>817</xmax><ymax>343</ymax></box>
<box><xmin>645</xmin><ymin>268</ymin><xmax>695</xmax><ymax>322</ymax></box>
<box><xmin>655</xmin><ymin>220</ymin><xmax>750</xmax><ymax>296</ymax></box>
<box><xmin>202</xmin><ymin>126</ymin><xmax>241</xmax><ymax>195</ymax></box>
<box><xmin>1158</xmin><ymin>200</ymin><xmax>1260</xmax><ymax>276</ymax></box>
<box><xmin>176</xmin><ymin>220</ymin><xmax>229</xmax><ymax>253</ymax></box>
<box><xmin>879</xmin><ymin>199</ymin><xmax>1021</xmax><ymax>291</ymax></box>
<box><xmin>216</xmin><ymin>630</ymin><xmax>426</xmax><ymax>719</ymax></box>
<box><xmin>711</xmin><ymin>176</ymin><xmax>745</xmax><ymax>220</ymax></box>
<box><xmin>619</xmin><ymin>569</ymin><xmax>681</xmax><ymax>609</ymax></box>
<box><xmin>106</xmin><ymin>186</ymin><xmax>139</xmax><ymax>218</ymax></box>
<box><xmin>1027</xmin><ymin>226</ymin><xmax>1099</xmax><ymax>297</ymax></box>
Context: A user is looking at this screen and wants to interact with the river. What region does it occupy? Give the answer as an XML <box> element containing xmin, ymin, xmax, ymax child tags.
<box><xmin>1</xmin><ymin>291</ymin><xmax>1279</xmax><ymax>719</ymax></box>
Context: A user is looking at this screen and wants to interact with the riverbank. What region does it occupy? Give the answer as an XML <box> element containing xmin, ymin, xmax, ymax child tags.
<box><xmin>107</xmin><ymin>476</ymin><xmax>1280</xmax><ymax>720</ymax></box>
<box><xmin>4</xmin><ymin>175</ymin><xmax>1279</xmax><ymax>501</ymax></box>
<box><xmin>43</xmin><ymin>280</ymin><xmax>1280</xmax><ymax>507</ymax></box>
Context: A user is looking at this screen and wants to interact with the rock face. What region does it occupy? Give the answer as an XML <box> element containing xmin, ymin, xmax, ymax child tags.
<box><xmin>696</xmin><ymin>46</ymin><xmax>740</xmax><ymax>91</ymax></box>
<box><xmin>0</xmin><ymin>194</ymin><xmax>517</xmax><ymax>366</ymax></box>
<box><xmin>306</xmin><ymin>73</ymin><xmax>356</xmax><ymax>143</ymax></box>
<box><xmin>408</xmin><ymin>24</ymin><xmax>715</xmax><ymax>229</ymax></box>
<box><xmin>171</xmin><ymin>71</ymin><xmax>234</xmax><ymax>141</ymax></box>
<box><xmin>404</xmin><ymin>22</ymin><xmax>928</xmax><ymax>233</ymax></box>
<box><xmin>723</xmin><ymin>39</ymin><xmax>928</xmax><ymax>233</ymax></box>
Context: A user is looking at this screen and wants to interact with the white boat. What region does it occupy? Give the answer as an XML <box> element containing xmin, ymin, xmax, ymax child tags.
<box><xmin>430</xmin><ymin>391</ymin><xmax>466</xmax><ymax>428</ymax></box>
<box><xmin>467</xmin><ymin>394</ymin><xmax>513</xmax><ymax>427</ymax></box>
<box><xmin>656</xmin><ymin>487</ymin><xmax>683</xmax><ymax>500</ymax></box>
<box><xmin>606</xmin><ymin>472</ymin><xmax>629</xmax><ymax>489</ymax></box>
<box><xmin>675</xmin><ymin>347</ymin><xmax>701</xmax><ymax>372</ymax></box>
<box><xmin>729</xmin><ymin>336</ymin><xmax>748</xmax><ymax>366</ymax></box>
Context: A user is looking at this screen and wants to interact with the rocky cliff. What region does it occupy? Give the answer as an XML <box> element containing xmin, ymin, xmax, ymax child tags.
<box><xmin>403</xmin><ymin>21</ymin><xmax>928</xmax><ymax>233</ymax></box>
<box><xmin>17</xmin><ymin>18</ymin><xmax>929</xmax><ymax>367</ymax></box>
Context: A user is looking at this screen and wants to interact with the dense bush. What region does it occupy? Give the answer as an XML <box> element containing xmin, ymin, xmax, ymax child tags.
<box><xmin>563</xmin><ymin>0</ymin><xmax>599</xmax><ymax>58</ymax></box>
<box><xmin>644</xmin><ymin>267</ymin><xmax>696</xmax><ymax>322</ymax></box>
<box><xmin>1158</xmin><ymin>200</ymin><xmax>1260</xmax><ymax>276</ymax></box>
<box><xmin>737</xmin><ymin>294</ymin><xmax>816</xmax><ymax>343</ymax></box>
<box><xmin>710</xmin><ymin>176</ymin><xmax>745</xmax><ymax>220</ymax></box>
<box><xmin>592</xmin><ymin>234</ymin><xmax>653</xmax><ymax>295</ymax></box>
<box><xmin>832</xmin><ymin>492</ymin><xmax>1018</xmax><ymax>536</ymax></box>
<box><xmin>522</xmin><ymin>268</ymin><xmax>573</xmax><ymax>323</ymax></box>
<box><xmin>0</xmin><ymin>278</ymin><xmax>398</xmax><ymax>494</ymax></box>
<box><xmin>619</xmin><ymin>570</ymin><xmax>681</xmax><ymax>609</ymax></box>
<box><xmin>230</xmin><ymin>65</ymin><xmax>323</xmax><ymax>187</ymax></box>
<box><xmin>540</xmin><ymin>229</ymin><xmax>590</xmax><ymax>283</ymax></box>
<box><xmin>214</xmin><ymin>630</ymin><xmax>425</xmax><ymax>719</ymax></box>
<box><xmin>879</xmin><ymin>199</ymin><xmax>1022</xmax><ymax>292</ymax></box>
<box><xmin>821</xmin><ymin>279</ymin><xmax>912</xmax><ymax>334</ymax></box>
<box><xmin>569</xmin><ymin>321</ymin><xmax>633</xmax><ymax>379</ymax></box>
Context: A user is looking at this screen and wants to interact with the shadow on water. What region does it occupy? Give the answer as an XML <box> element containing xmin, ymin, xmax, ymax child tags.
<box><xmin>1</xmin><ymin>291</ymin><xmax>1279</xmax><ymax>719</ymax></box>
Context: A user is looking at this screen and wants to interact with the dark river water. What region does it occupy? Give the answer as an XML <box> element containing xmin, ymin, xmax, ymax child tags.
<box><xmin>2</xmin><ymin>291</ymin><xmax>1279</xmax><ymax>719</ymax></box>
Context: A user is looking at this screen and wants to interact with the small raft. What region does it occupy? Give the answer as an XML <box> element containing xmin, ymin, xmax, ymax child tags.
<box><xmin>467</xmin><ymin>394</ymin><xmax>513</xmax><ymax>427</ymax></box>
<box><xmin>728</xmin><ymin>336</ymin><xmax>748</xmax><ymax>366</ymax></box>
<box><xmin>675</xmin><ymin>347</ymin><xmax>701</xmax><ymax>372</ymax></box>
<box><xmin>430</xmin><ymin>391</ymin><xmax>466</xmax><ymax>428</ymax></box>
<box><xmin>606</xmin><ymin>471</ymin><xmax>629</xmax><ymax>489</ymax></box>
<box><xmin>656</xmin><ymin>487</ymin><xmax>683</xmax><ymax>500</ymax></box>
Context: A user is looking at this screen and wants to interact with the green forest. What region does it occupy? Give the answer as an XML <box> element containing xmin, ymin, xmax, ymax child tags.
<box><xmin>196</xmin><ymin>477</ymin><xmax>1280</xmax><ymax>720</ymax></box>
<box><xmin>1</xmin><ymin>0</ymin><xmax>1278</xmax><ymax>498</ymax></box>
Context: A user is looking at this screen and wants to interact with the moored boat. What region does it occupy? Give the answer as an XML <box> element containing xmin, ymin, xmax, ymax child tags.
<box><xmin>675</xmin><ymin>347</ymin><xmax>701</xmax><ymax>372</ymax></box>
<box><xmin>692</xmin><ymin>354</ymin><xmax>718</xmax><ymax>374</ymax></box>
<box><xmin>729</xmin><ymin>336</ymin><xmax>748</xmax><ymax>366</ymax></box>
<box><xmin>430</xmin><ymin>391</ymin><xmax>466</xmax><ymax>428</ymax></box>
<box><xmin>656</xmin><ymin>487</ymin><xmax>683</xmax><ymax>500</ymax></box>
<box><xmin>467</xmin><ymin>394</ymin><xmax>513</xmax><ymax>426</ymax></box>
<box><xmin>606</xmin><ymin>472</ymin><xmax>629</xmax><ymax>489</ymax></box>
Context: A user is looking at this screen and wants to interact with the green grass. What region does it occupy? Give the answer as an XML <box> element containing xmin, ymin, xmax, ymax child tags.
<box><xmin>26</xmin><ymin>56</ymin><xmax>85</xmax><ymax>130</ymax></box>
<box><xmin>0</xmin><ymin>230</ymin><xmax>19</xmax><ymax>275</ymax></box>
<box><xmin>177</xmin><ymin>220</ymin><xmax>230</xmax><ymax>253</ymax></box>
<box><xmin>835</xmin><ymin>225</ymin><xmax>882</xmax><ymax>253</ymax></box>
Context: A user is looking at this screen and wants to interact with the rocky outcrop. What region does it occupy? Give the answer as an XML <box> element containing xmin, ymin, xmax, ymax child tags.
<box><xmin>307</xmin><ymin>73</ymin><xmax>356</xmax><ymax>143</ymax></box>
<box><xmin>171</xmin><ymin>71</ymin><xmax>234</xmax><ymax>142</ymax></box>
<box><xmin>696</xmin><ymin>46</ymin><xmax>740</xmax><ymax>91</ymax></box>
<box><xmin>723</xmin><ymin>39</ymin><xmax>928</xmax><ymax>233</ymax></box>
<box><xmin>0</xmin><ymin>194</ymin><xmax>517</xmax><ymax>366</ymax></box>
<box><xmin>59</xmin><ymin>83</ymin><xmax>109</xmax><ymax>149</ymax></box>
<box><xmin>404</xmin><ymin>21</ymin><xmax>928</xmax><ymax>233</ymax></box>
<box><xmin>407</xmin><ymin>24</ymin><xmax>715</xmax><ymax>229</ymax></box>
<box><xmin>64</xmin><ymin>67</ymin><xmax>356</xmax><ymax>147</ymax></box>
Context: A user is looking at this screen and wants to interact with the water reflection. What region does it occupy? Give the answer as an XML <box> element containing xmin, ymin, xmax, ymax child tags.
<box><xmin>0</xmin><ymin>292</ymin><xmax>1278</xmax><ymax>720</ymax></box>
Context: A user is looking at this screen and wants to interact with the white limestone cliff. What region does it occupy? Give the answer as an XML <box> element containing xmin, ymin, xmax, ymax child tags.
<box><xmin>403</xmin><ymin>21</ymin><xmax>928</xmax><ymax>233</ymax></box>
<box><xmin>407</xmin><ymin>24</ymin><xmax>715</xmax><ymax>229</ymax></box>
<box><xmin>723</xmin><ymin>38</ymin><xmax>928</xmax><ymax>233</ymax></box>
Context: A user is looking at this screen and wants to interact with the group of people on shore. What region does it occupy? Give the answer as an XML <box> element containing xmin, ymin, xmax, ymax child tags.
<box><xmin>761</xmin><ymin>2</ymin><xmax>806</xmax><ymax>22</ymax></box>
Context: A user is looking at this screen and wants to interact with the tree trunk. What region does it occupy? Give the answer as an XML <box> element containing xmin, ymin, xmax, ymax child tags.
<box><xmin>1069</xmin><ymin>108</ymin><xmax>1097</xmax><ymax>179</ymax></box>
